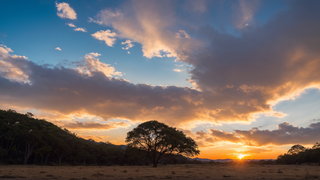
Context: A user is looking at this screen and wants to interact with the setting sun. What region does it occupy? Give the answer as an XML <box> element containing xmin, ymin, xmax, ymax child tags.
<box><xmin>238</xmin><ymin>154</ymin><xmax>246</xmax><ymax>160</ymax></box>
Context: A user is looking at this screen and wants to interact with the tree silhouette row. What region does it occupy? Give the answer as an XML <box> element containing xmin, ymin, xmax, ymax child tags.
<box><xmin>0</xmin><ymin>109</ymin><xmax>200</xmax><ymax>166</ymax></box>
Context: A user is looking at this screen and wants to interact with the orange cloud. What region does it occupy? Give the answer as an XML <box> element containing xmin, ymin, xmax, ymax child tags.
<box><xmin>74</xmin><ymin>52</ymin><xmax>122</xmax><ymax>77</ymax></box>
<box><xmin>91</xmin><ymin>1</ymin><xmax>202</xmax><ymax>59</ymax></box>
<box><xmin>60</xmin><ymin>121</ymin><xmax>128</xmax><ymax>130</ymax></box>
<box><xmin>232</xmin><ymin>146</ymin><xmax>274</xmax><ymax>156</ymax></box>
<box><xmin>194</xmin><ymin>122</ymin><xmax>320</xmax><ymax>147</ymax></box>
<box><xmin>79</xmin><ymin>135</ymin><xmax>110</xmax><ymax>142</ymax></box>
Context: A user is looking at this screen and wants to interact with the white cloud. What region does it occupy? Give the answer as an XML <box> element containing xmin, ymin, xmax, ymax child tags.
<box><xmin>91</xmin><ymin>30</ymin><xmax>117</xmax><ymax>47</ymax></box>
<box><xmin>74</xmin><ymin>27</ymin><xmax>87</xmax><ymax>32</ymax></box>
<box><xmin>127</xmin><ymin>51</ymin><xmax>130</xmax><ymax>54</ymax></box>
<box><xmin>0</xmin><ymin>44</ymin><xmax>13</xmax><ymax>56</ymax></box>
<box><xmin>0</xmin><ymin>60</ymin><xmax>29</xmax><ymax>83</ymax></box>
<box><xmin>66</xmin><ymin>23</ymin><xmax>87</xmax><ymax>33</ymax></box>
<box><xmin>55</xmin><ymin>47</ymin><xmax>62</xmax><ymax>51</ymax></box>
<box><xmin>91</xmin><ymin>10</ymin><xmax>122</xmax><ymax>26</ymax></box>
<box><xmin>121</xmin><ymin>40</ymin><xmax>134</xmax><ymax>50</ymax></box>
<box><xmin>56</xmin><ymin>2</ymin><xmax>77</xmax><ymax>20</ymax></box>
<box><xmin>173</xmin><ymin>68</ymin><xmax>184</xmax><ymax>72</ymax></box>
<box><xmin>75</xmin><ymin>53</ymin><xmax>122</xmax><ymax>77</ymax></box>
<box><xmin>88</xmin><ymin>17</ymin><xmax>103</xmax><ymax>25</ymax></box>
<box><xmin>88</xmin><ymin>52</ymin><xmax>101</xmax><ymax>57</ymax></box>
<box><xmin>66</xmin><ymin>23</ymin><xmax>76</xmax><ymax>28</ymax></box>
<box><xmin>0</xmin><ymin>44</ymin><xmax>30</xmax><ymax>83</ymax></box>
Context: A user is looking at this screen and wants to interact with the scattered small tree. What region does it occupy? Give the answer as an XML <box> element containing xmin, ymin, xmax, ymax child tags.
<box><xmin>125</xmin><ymin>120</ymin><xmax>200</xmax><ymax>167</ymax></box>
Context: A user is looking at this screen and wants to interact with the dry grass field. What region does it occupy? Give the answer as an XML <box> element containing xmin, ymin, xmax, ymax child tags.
<box><xmin>0</xmin><ymin>164</ymin><xmax>320</xmax><ymax>180</ymax></box>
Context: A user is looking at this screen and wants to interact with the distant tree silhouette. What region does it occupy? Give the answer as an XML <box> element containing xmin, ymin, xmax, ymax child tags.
<box><xmin>287</xmin><ymin>144</ymin><xmax>306</xmax><ymax>155</ymax></box>
<box><xmin>312</xmin><ymin>142</ymin><xmax>320</xmax><ymax>149</ymax></box>
<box><xmin>277</xmin><ymin>143</ymin><xmax>320</xmax><ymax>164</ymax></box>
<box><xmin>125</xmin><ymin>120</ymin><xmax>200</xmax><ymax>167</ymax></box>
<box><xmin>26</xmin><ymin>112</ymin><xmax>34</xmax><ymax>118</ymax></box>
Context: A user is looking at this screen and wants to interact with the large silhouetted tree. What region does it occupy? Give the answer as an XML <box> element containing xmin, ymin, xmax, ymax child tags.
<box><xmin>125</xmin><ymin>120</ymin><xmax>200</xmax><ymax>167</ymax></box>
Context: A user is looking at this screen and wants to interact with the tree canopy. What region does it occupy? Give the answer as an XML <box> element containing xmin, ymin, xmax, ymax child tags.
<box><xmin>125</xmin><ymin>120</ymin><xmax>200</xmax><ymax>167</ymax></box>
<box><xmin>277</xmin><ymin>143</ymin><xmax>320</xmax><ymax>164</ymax></box>
<box><xmin>0</xmin><ymin>109</ymin><xmax>201</xmax><ymax>166</ymax></box>
<box><xmin>287</xmin><ymin>144</ymin><xmax>306</xmax><ymax>155</ymax></box>
<box><xmin>0</xmin><ymin>109</ymin><xmax>124</xmax><ymax>165</ymax></box>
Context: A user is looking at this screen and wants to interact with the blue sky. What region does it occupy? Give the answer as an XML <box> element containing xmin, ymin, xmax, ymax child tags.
<box><xmin>1</xmin><ymin>0</ymin><xmax>320</xmax><ymax>159</ymax></box>
<box><xmin>0</xmin><ymin>0</ymin><xmax>288</xmax><ymax>87</ymax></box>
<box><xmin>0</xmin><ymin>0</ymin><xmax>192</xmax><ymax>87</ymax></box>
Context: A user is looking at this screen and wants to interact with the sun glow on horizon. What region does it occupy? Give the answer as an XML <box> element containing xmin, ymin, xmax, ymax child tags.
<box><xmin>238</xmin><ymin>154</ymin><xmax>246</xmax><ymax>160</ymax></box>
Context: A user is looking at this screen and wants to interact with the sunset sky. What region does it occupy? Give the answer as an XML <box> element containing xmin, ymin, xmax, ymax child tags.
<box><xmin>1</xmin><ymin>0</ymin><xmax>320</xmax><ymax>160</ymax></box>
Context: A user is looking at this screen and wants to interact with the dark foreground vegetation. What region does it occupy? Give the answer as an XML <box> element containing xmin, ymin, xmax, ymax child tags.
<box><xmin>0</xmin><ymin>109</ymin><xmax>199</xmax><ymax>166</ymax></box>
<box><xmin>277</xmin><ymin>144</ymin><xmax>320</xmax><ymax>164</ymax></box>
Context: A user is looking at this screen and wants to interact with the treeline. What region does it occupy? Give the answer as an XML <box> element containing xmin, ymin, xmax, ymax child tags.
<box><xmin>276</xmin><ymin>144</ymin><xmax>320</xmax><ymax>164</ymax></box>
<box><xmin>0</xmin><ymin>109</ymin><xmax>197</xmax><ymax>166</ymax></box>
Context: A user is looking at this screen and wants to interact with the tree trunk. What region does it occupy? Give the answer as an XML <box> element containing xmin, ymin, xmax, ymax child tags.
<box><xmin>152</xmin><ymin>156</ymin><xmax>158</xmax><ymax>167</ymax></box>
<box><xmin>45</xmin><ymin>153</ymin><xmax>49</xmax><ymax>165</ymax></box>
<box><xmin>24</xmin><ymin>146</ymin><xmax>29</xmax><ymax>164</ymax></box>
<box><xmin>59</xmin><ymin>156</ymin><xmax>62</xmax><ymax>165</ymax></box>
<box><xmin>57</xmin><ymin>152</ymin><xmax>65</xmax><ymax>165</ymax></box>
<box><xmin>24</xmin><ymin>142</ymin><xmax>34</xmax><ymax>164</ymax></box>
<box><xmin>6</xmin><ymin>141</ymin><xmax>14</xmax><ymax>152</ymax></box>
<box><xmin>41</xmin><ymin>155</ymin><xmax>44</xmax><ymax>165</ymax></box>
<box><xmin>33</xmin><ymin>153</ymin><xmax>37</xmax><ymax>164</ymax></box>
<box><xmin>153</xmin><ymin>162</ymin><xmax>158</xmax><ymax>167</ymax></box>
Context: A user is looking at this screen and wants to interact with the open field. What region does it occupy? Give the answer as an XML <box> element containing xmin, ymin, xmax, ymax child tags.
<box><xmin>1</xmin><ymin>164</ymin><xmax>320</xmax><ymax>180</ymax></box>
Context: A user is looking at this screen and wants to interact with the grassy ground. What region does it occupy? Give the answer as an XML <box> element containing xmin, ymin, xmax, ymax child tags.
<box><xmin>0</xmin><ymin>164</ymin><xmax>320</xmax><ymax>180</ymax></box>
